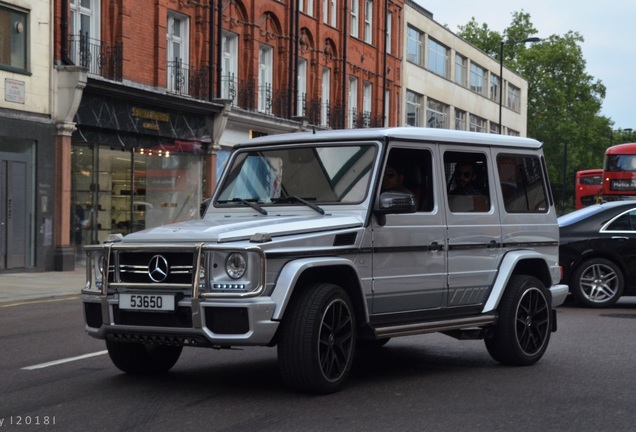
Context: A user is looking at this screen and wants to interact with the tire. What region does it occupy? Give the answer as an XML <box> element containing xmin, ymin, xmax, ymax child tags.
<box><xmin>485</xmin><ymin>275</ymin><xmax>552</xmax><ymax>366</ymax></box>
<box><xmin>570</xmin><ymin>258</ymin><xmax>624</xmax><ymax>308</ymax></box>
<box><xmin>277</xmin><ymin>283</ymin><xmax>356</xmax><ymax>394</ymax></box>
<box><xmin>106</xmin><ymin>340</ymin><xmax>182</xmax><ymax>374</ymax></box>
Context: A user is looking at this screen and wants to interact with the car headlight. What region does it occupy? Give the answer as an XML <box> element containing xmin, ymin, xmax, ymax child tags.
<box><xmin>226</xmin><ymin>252</ymin><xmax>247</xmax><ymax>279</ymax></box>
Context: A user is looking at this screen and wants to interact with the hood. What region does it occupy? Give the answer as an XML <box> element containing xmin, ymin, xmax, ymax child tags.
<box><xmin>121</xmin><ymin>214</ymin><xmax>364</xmax><ymax>243</ymax></box>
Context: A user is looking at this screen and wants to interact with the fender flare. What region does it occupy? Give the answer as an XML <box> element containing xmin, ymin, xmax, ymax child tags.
<box><xmin>481</xmin><ymin>250</ymin><xmax>551</xmax><ymax>313</ymax></box>
<box><xmin>270</xmin><ymin>257</ymin><xmax>368</xmax><ymax>322</ymax></box>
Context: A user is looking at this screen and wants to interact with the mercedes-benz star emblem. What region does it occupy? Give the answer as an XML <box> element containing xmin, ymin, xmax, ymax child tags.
<box><xmin>148</xmin><ymin>255</ymin><xmax>169</xmax><ymax>283</ymax></box>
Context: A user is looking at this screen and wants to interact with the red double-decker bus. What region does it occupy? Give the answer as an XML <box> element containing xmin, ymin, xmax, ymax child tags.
<box><xmin>575</xmin><ymin>169</ymin><xmax>602</xmax><ymax>209</ymax></box>
<box><xmin>602</xmin><ymin>143</ymin><xmax>636</xmax><ymax>201</ymax></box>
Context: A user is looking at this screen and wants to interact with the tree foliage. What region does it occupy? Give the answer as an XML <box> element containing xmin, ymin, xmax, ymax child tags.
<box><xmin>456</xmin><ymin>11</ymin><xmax>611</xmax><ymax>212</ymax></box>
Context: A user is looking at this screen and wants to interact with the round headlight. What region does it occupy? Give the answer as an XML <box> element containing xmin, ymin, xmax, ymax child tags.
<box><xmin>226</xmin><ymin>253</ymin><xmax>247</xmax><ymax>279</ymax></box>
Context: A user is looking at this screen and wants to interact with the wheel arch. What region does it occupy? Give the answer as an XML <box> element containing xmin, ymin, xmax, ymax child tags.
<box><xmin>482</xmin><ymin>251</ymin><xmax>553</xmax><ymax>313</ymax></box>
<box><xmin>270</xmin><ymin>258</ymin><xmax>369</xmax><ymax>326</ymax></box>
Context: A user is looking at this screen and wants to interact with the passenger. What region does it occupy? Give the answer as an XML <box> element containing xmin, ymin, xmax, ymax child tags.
<box><xmin>450</xmin><ymin>163</ymin><xmax>483</xmax><ymax>195</ymax></box>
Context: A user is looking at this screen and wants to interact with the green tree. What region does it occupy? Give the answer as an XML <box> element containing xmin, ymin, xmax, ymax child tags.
<box><xmin>457</xmin><ymin>11</ymin><xmax>610</xmax><ymax>212</ymax></box>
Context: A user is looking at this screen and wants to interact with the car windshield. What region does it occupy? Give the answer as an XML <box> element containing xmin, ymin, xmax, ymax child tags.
<box><xmin>216</xmin><ymin>144</ymin><xmax>377</xmax><ymax>206</ymax></box>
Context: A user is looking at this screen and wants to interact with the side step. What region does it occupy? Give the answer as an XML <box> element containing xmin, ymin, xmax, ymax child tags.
<box><xmin>373</xmin><ymin>314</ymin><xmax>497</xmax><ymax>339</ymax></box>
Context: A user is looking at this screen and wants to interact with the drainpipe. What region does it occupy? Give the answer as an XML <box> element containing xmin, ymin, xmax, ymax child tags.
<box><xmin>382</xmin><ymin>0</ymin><xmax>388</xmax><ymax>126</ymax></box>
<box><xmin>216</xmin><ymin>0</ymin><xmax>223</xmax><ymax>98</ymax></box>
<box><xmin>342</xmin><ymin>1</ymin><xmax>348</xmax><ymax>128</ymax></box>
<box><xmin>61</xmin><ymin>0</ymin><xmax>72</xmax><ymax>64</ymax></box>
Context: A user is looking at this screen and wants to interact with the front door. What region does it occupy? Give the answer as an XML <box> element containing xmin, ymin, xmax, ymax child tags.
<box><xmin>0</xmin><ymin>158</ymin><xmax>28</xmax><ymax>269</ymax></box>
<box><xmin>371</xmin><ymin>146</ymin><xmax>447</xmax><ymax>317</ymax></box>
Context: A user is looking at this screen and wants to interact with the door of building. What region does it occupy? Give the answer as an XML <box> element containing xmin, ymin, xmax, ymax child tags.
<box><xmin>0</xmin><ymin>157</ymin><xmax>28</xmax><ymax>270</ymax></box>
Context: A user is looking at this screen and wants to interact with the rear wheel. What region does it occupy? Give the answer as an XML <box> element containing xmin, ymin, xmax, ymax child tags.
<box><xmin>106</xmin><ymin>340</ymin><xmax>182</xmax><ymax>374</ymax></box>
<box><xmin>571</xmin><ymin>258</ymin><xmax>624</xmax><ymax>308</ymax></box>
<box><xmin>485</xmin><ymin>275</ymin><xmax>552</xmax><ymax>366</ymax></box>
<box><xmin>278</xmin><ymin>283</ymin><xmax>356</xmax><ymax>394</ymax></box>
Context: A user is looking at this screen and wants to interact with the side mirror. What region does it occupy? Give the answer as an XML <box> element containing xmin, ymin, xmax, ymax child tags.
<box><xmin>375</xmin><ymin>191</ymin><xmax>416</xmax><ymax>214</ymax></box>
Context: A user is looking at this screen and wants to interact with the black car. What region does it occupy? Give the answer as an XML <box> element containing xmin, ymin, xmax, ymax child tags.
<box><xmin>559</xmin><ymin>200</ymin><xmax>636</xmax><ymax>307</ymax></box>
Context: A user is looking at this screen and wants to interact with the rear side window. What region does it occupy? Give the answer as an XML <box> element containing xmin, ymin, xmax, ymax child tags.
<box><xmin>444</xmin><ymin>151</ymin><xmax>490</xmax><ymax>212</ymax></box>
<box><xmin>497</xmin><ymin>154</ymin><xmax>548</xmax><ymax>213</ymax></box>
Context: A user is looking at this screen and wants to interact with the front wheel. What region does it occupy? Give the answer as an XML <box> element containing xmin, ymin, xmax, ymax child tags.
<box><xmin>277</xmin><ymin>283</ymin><xmax>356</xmax><ymax>394</ymax></box>
<box><xmin>106</xmin><ymin>340</ymin><xmax>182</xmax><ymax>374</ymax></box>
<box><xmin>485</xmin><ymin>275</ymin><xmax>552</xmax><ymax>366</ymax></box>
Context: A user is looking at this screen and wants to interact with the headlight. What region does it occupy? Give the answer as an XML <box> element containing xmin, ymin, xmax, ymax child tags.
<box><xmin>226</xmin><ymin>252</ymin><xmax>247</xmax><ymax>279</ymax></box>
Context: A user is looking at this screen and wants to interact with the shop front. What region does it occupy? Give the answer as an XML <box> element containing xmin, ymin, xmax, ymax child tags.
<box><xmin>71</xmin><ymin>81</ymin><xmax>222</xmax><ymax>260</ymax></box>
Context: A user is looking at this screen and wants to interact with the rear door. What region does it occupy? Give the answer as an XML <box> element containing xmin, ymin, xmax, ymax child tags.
<box><xmin>442</xmin><ymin>147</ymin><xmax>502</xmax><ymax>311</ymax></box>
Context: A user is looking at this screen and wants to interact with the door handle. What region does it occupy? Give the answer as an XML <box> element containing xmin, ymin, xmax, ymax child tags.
<box><xmin>428</xmin><ymin>241</ymin><xmax>444</xmax><ymax>252</ymax></box>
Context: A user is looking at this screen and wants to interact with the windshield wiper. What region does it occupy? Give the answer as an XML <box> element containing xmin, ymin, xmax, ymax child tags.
<box><xmin>219</xmin><ymin>198</ymin><xmax>268</xmax><ymax>215</ymax></box>
<box><xmin>272</xmin><ymin>196</ymin><xmax>325</xmax><ymax>215</ymax></box>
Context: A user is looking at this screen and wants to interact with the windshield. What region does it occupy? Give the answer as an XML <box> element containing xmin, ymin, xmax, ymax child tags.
<box><xmin>216</xmin><ymin>144</ymin><xmax>377</xmax><ymax>206</ymax></box>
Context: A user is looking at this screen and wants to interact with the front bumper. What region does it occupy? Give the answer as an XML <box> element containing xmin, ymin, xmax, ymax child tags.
<box><xmin>82</xmin><ymin>294</ymin><xmax>280</xmax><ymax>347</ymax></box>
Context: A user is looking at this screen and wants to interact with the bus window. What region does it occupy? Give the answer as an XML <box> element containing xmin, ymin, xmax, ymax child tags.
<box><xmin>602</xmin><ymin>143</ymin><xmax>636</xmax><ymax>201</ymax></box>
<box><xmin>575</xmin><ymin>169</ymin><xmax>602</xmax><ymax>209</ymax></box>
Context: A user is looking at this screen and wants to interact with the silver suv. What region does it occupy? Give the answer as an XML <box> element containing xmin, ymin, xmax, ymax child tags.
<box><xmin>82</xmin><ymin>127</ymin><xmax>568</xmax><ymax>394</ymax></box>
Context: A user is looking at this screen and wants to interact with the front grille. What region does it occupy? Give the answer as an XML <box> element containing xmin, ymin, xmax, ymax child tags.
<box><xmin>113</xmin><ymin>305</ymin><xmax>193</xmax><ymax>328</ymax></box>
<box><xmin>110</xmin><ymin>251</ymin><xmax>195</xmax><ymax>284</ymax></box>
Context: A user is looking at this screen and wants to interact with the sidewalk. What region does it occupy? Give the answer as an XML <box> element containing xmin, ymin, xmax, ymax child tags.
<box><xmin>0</xmin><ymin>268</ymin><xmax>86</xmax><ymax>304</ymax></box>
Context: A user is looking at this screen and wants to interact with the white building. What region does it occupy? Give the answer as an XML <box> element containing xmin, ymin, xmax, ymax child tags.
<box><xmin>404</xmin><ymin>1</ymin><xmax>529</xmax><ymax>136</ymax></box>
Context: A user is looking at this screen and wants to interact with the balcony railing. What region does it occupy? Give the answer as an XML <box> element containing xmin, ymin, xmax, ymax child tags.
<box><xmin>69</xmin><ymin>34</ymin><xmax>122</xmax><ymax>81</ymax></box>
<box><xmin>166</xmin><ymin>59</ymin><xmax>209</xmax><ymax>100</ymax></box>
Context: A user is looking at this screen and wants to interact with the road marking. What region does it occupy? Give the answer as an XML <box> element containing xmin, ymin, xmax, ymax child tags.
<box><xmin>0</xmin><ymin>296</ymin><xmax>79</xmax><ymax>308</ymax></box>
<box><xmin>22</xmin><ymin>350</ymin><xmax>108</xmax><ymax>370</ymax></box>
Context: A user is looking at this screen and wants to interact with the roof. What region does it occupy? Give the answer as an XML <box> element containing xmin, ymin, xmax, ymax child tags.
<box><xmin>238</xmin><ymin>127</ymin><xmax>543</xmax><ymax>150</ymax></box>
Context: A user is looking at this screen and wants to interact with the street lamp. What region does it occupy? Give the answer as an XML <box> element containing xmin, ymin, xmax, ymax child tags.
<box><xmin>498</xmin><ymin>37</ymin><xmax>541</xmax><ymax>134</ymax></box>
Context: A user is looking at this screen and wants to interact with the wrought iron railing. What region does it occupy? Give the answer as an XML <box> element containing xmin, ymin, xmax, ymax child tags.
<box><xmin>69</xmin><ymin>33</ymin><xmax>123</xmax><ymax>81</ymax></box>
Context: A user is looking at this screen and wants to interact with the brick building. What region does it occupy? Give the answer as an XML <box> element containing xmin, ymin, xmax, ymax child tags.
<box><xmin>40</xmin><ymin>0</ymin><xmax>403</xmax><ymax>272</ymax></box>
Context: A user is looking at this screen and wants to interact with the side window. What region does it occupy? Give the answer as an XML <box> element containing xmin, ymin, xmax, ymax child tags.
<box><xmin>444</xmin><ymin>151</ymin><xmax>490</xmax><ymax>212</ymax></box>
<box><xmin>606</xmin><ymin>210</ymin><xmax>636</xmax><ymax>231</ymax></box>
<box><xmin>382</xmin><ymin>148</ymin><xmax>434</xmax><ymax>212</ymax></box>
<box><xmin>497</xmin><ymin>154</ymin><xmax>548</xmax><ymax>213</ymax></box>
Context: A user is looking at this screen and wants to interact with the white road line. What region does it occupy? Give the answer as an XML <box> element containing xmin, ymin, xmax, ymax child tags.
<box><xmin>22</xmin><ymin>350</ymin><xmax>108</xmax><ymax>370</ymax></box>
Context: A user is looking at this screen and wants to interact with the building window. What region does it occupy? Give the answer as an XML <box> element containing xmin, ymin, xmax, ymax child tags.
<box><xmin>299</xmin><ymin>0</ymin><xmax>314</xmax><ymax>17</ymax></box>
<box><xmin>455</xmin><ymin>54</ymin><xmax>466</xmax><ymax>87</ymax></box>
<box><xmin>385</xmin><ymin>12</ymin><xmax>392</xmax><ymax>55</ymax></box>
<box><xmin>297</xmin><ymin>58</ymin><xmax>307</xmax><ymax>117</ymax></box>
<box><xmin>0</xmin><ymin>5</ymin><xmax>27</xmax><ymax>71</ymax></box>
<box><xmin>167</xmin><ymin>12</ymin><xmax>190</xmax><ymax>94</ymax></box>
<box><xmin>330</xmin><ymin>0</ymin><xmax>338</xmax><ymax>26</ymax></box>
<box><xmin>490</xmin><ymin>122</ymin><xmax>500</xmax><ymax>134</ymax></box>
<box><xmin>321</xmin><ymin>67</ymin><xmax>331</xmax><ymax>127</ymax></box>
<box><xmin>364</xmin><ymin>0</ymin><xmax>373</xmax><ymax>44</ymax></box>
<box><xmin>454</xmin><ymin>109</ymin><xmax>466</xmax><ymax>131</ymax></box>
<box><xmin>406</xmin><ymin>90</ymin><xmax>423</xmax><ymax>126</ymax></box>
<box><xmin>406</xmin><ymin>26</ymin><xmax>424</xmax><ymax>67</ymax></box>
<box><xmin>490</xmin><ymin>74</ymin><xmax>500</xmax><ymax>102</ymax></box>
<box><xmin>363</xmin><ymin>81</ymin><xmax>372</xmax><ymax>127</ymax></box>
<box><xmin>427</xmin><ymin>38</ymin><xmax>449</xmax><ymax>78</ymax></box>
<box><xmin>426</xmin><ymin>98</ymin><xmax>448</xmax><ymax>129</ymax></box>
<box><xmin>350</xmin><ymin>0</ymin><xmax>359</xmax><ymax>38</ymax></box>
<box><xmin>258</xmin><ymin>44</ymin><xmax>273</xmax><ymax>114</ymax></box>
<box><xmin>508</xmin><ymin>83</ymin><xmax>521</xmax><ymax>112</ymax></box>
<box><xmin>469</xmin><ymin>114</ymin><xmax>487</xmax><ymax>133</ymax></box>
<box><xmin>69</xmin><ymin>0</ymin><xmax>100</xmax><ymax>70</ymax></box>
<box><xmin>507</xmin><ymin>129</ymin><xmax>520</xmax><ymax>137</ymax></box>
<box><xmin>221</xmin><ymin>31</ymin><xmax>238</xmax><ymax>103</ymax></box>
<box><xmin>470</xmin><ymin>63</ymin><xmax>487</xmax><ymax>96</ymax></box>
<box><xmin>348</xmin><ymin>75</ymin><xmax>358</xmax><ymax>128</ymax></box>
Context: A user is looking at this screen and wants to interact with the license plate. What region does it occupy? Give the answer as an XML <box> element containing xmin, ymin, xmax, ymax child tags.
<box><xmin>119</xmin><ymin>294</ymin><xmax>175</xmax><ymax>311</ymax></box>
